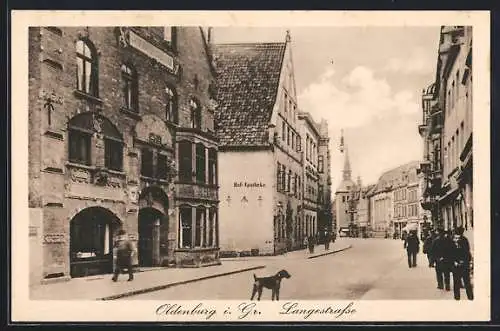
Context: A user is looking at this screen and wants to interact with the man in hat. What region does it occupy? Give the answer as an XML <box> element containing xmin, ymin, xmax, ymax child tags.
<box><xmin>431</xmin><ymin>228</ymin><xmax>453</xmax><ymax>290</ymax></box>
<box><xmin>404</xmin><ymin>230</ymin><xmax>420</xmax><ymax>268</ymax></box>
<box><xmin>112</xmin><ymin>229</ymin><xmax>134</xmax><ymax>282</ymax></box>
<box><xmin>451</xmin><ymin>226</ymin><xmax>473</xmax><ymax>300</ymax></box>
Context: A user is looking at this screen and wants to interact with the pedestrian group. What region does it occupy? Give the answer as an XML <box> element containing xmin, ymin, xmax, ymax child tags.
<box><xmin>404</xmin><ymin>226</ymin><xmax>473</xmax><ymax>300</ymax></box>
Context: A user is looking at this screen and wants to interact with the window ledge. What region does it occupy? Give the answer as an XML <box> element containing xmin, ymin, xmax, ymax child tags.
<box><xmin>107</xmin><ymin>169</ymin><xmax>126</xmax><ymax>177</ymax></box>
<box><xmin>120</xmin><ymin>107</ymin><xmax>141</xmax><ymax>120</ymax></box>
<box><xmin>66</xmin><ymin>161</ymin><xmax>95</xmax><ymax>171</ymax></box>
<box><xmin>73</xmin><ymin>90</ymin><xmax>103</xmax><ymax>105</ymax></box>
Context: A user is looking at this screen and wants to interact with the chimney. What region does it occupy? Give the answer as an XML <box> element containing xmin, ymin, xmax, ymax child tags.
<box><xmin>207</xmin><ymin>27</ymin><xmax>213</xmax><ymax>44</ymax></box>
<box><xmin>285</xmin><ymin>29</ymin><xmax>291</xmax><ymax>43</ymax></box>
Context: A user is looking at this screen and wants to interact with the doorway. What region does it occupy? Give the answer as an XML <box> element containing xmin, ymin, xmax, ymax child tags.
<box><xmin>138</xmin><ymin>207</ymin><xmax>164</xmax><ymax>267</ymax></box>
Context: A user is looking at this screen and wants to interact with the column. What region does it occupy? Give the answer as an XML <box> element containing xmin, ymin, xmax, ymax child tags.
<box><xmin>153</xmin><ymin>218</ymin><xmax>160</xmax><ymax>266</ymax></box>
<box><xmin>191</xmin><ymin>206</ymin><xmax>196</xmax><ymax>248</ymax></box>
<box><xmin>191</xmin><ymin>142</ymin><xmax>195</xmax><ymax>182</ymax></box>
<box><xmin>205</xmin><ymin>147</ymin><xmax>209</xmax><ymax>185</ymax></box>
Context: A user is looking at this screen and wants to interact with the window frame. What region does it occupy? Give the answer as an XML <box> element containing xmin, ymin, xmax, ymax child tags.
<box><xmin>189</xmin><ymin>98</ymin><xmax>202</xmax><ymax>130</ymax></box>
<box><xmin>76</xmin><ymin>39</ymin><xmax>98</xmax><ymax>97</ymax></box>
<box><xmin>165</xmin><ymin>86</ymin><xmax>178</xmax><ymax>123</ymax></box>
<box><xmin>178</xmin><ymin>141</ymin><xmax>193</xmax><ymax>182</ymax></box>
<box><xmin>121</xmin><ymin>63</ymin><xmax>138</xmax><ymax>112</ymax></box>
<box><xmin>68</xmin><ymin>129</ymin><xmax>92</xmax><ymax>166</ymax></box>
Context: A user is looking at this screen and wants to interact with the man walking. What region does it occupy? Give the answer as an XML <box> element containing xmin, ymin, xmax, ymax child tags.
<box><xmin>112</xmin><ymin>229</ymin><xmax>134</xmax><ymax>282</ymax></box>
<box><xmin>423</xmin><ymin>232</ymin><xmax>435</xmax><ymax>267</ymax></box>
<box><xmin>451</xmin><ymin>226</ymin><xmax>474</xmax><ymax>300</ymax></box>
<box><xmin>431</xmin><ymin>228</ymin><xmax>453</xmax><ymax>291</ymax></box>
<box><xmin>404</xmin><ymin>230</ymin><xmax>420</xmax><ymax>268</ymax></box>
<box><xmin>324</xmin><ymin>231</ymin><xmax>331</xmax><ymax>251</ymax></box>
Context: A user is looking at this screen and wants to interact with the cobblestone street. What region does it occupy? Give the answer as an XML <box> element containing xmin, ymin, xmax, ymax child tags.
<box><xmin>129</xmin><ymin>238</ymin><xmax>459</xmax><ymax>300</ymax></box>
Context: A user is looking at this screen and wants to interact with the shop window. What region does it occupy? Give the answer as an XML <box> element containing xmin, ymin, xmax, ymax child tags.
<box><xmin>157</xmin><ymin>153</ymin><xmax>168</xmax><ymax>180</ymax></box>
<box><xmin>70</xmin><ymin>216</ymin><xmax>112</xmax><ymax>261</ymax></box>
<box><xmin>178</xmin><ymin>141</ymin><xmax>193</xmax><ymax>182</ymax></box>
<box><xmin>121</xmin><ymin>63</ymin><xmax>138</xmax><ymax>111</ymax></box>
<box><xmin>76</xmin><ymin>39</ymin><xmax>98</xmax><ymax>96</ymax></box>
<box><xmin>165</xmin><ymin>86</ymin><xmax>178</xmax><ymax>123</ymax></box>
<box><xmin>141</xmin><ymin>148</ymin><xmax>154</xmax><ymax>178</ymax></box>
<box><xmin>105</xmin><ymin>139</ymin><xmax>123</xmax><ymax>171</ymax></box>
<box><xmin>195</xmin><ymin>143</ymin><xmax>206</xmax><ymax>183</ymax></box>
<box><xmin>190</xmin><ymin>98</ymin><xmax>202</xmax><ymax>130</ymax></box>
<box><xmin>179</xmin><ymin>207</ymin><xmax>192</xmax><ymax>248</ymax></box>
<box><xmin>69</xmin><ymin>130</ymin><xmax>91</xmax><ymax>165</ymax></box>
<box><xmin>208</xmin><ymin>148</ymin><xmax>217</xmax><ymax>185</ymax></box>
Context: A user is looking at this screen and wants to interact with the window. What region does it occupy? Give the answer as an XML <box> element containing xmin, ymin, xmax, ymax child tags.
<box><xmin>195</xmin><ymin>208</ymin><xmax>205</xmax><ymax>247</ymax></box>
<box><xmin>281</xmin><ymin>166</ymin><xmax>287</xmax><ymax>191</ymax></box>
<box><xmin>165</xmin><ymin>86</ymin><xmax>177</xmax><ymax>123</ymax></box>
<box><xmin>190</xmin><ymin>99</ymin><xmax>202</xmax><ymax>129</ymax></box>
<box><xmin>208</xmin><ymin>148</ymin><xmax>217</xmax><ymax>185</ymax></box>
<box><xmin>318</xmin><ymin>185</ymin><xmax>324</xmax><ymax>203</ymax></box>
<box><xmin>282</xmin><ymin>121</ymin><xmax>286</xmax><ymax>140</ymax></box>
<box><xmin>318</xmin><ymin>155</ymin><xmax>324</xmax><ymax>173</ymax></box>
<box><xmin>141</xmin><ymin>148</ymin><xmax>154</xmax><ymax>177</ymax></box>
<box><xmin>164</xmin><ymin>27</ymin><xmax>172</xmax><ymax>42</ymax></box>
<box><xmin>297</xmin><ymin>137</ymin><xmax>301</xmax><ymax>152</ymax></box>
<box><xmin>208</xmin><ymin>208</ymin><xmax>216</xmax><ymax>247</ymax></box>
<box><xmin>195</xmin><ymin>143</ymin><xmax>206</xmax><ymax>183</ymax></box>
<box><xmin>157</xmin><ymin>153</ymin><xmax>168</xmax><ymax>180</ymax></box>
<box><xmin>291</xmin><ymin>132</ymin><xmax>295</xmax><ymax>149</ymax></box>
<box><xmin>121</xmin><ymin>64</ymin><xmax>138</xmax><ymax>111</ymax></box>
<box><xmin>284</xmin><ymin>94</ymin><xmax>288</xmax><ymax>114</ymax></box>
<box><xmin>287</xmin><ymin>170</ymin><xmax>292</xmax><ymax>192</ymax></box>
<box><xmin>451</xmin><ymin>81</ymin><xmax>455</xmax><ymax>109</ymax></box>
<box><xmin>287</xmin><ymin>126</ymin><xmax>291</xmax><ymax>146</ymax></box>
<box><xmin>179</xmin><ymin>207</ymin><xmax>192</xmax><ymax>248</ymax></box>
<box><xmin>69</xmin><ymin>130</ymin><xmax>91</xmax><ymax>165</ymax></box>
<box><xmin>276</xmin><ymin>163</ymin><xmax>281</xmax><ymax>192</ymax></box>
<box><xmin>76</xmin><ymin>39</ymin><xmax>98</xmax><ymax>96</ymax></box>
<box><xmin>178</xmin><ymin>141</ymin><xmax>193</xmax><ymax>182</ymax></box>
<box><xmin>104</xmin><ymin>139</ymin><xmax>123</xmax><ymax>171</ymax></box>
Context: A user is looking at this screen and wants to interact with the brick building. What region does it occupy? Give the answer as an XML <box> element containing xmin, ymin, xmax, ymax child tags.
<box><xmin>28</xmin><ymin>26</ymin><xmax>220</xmax><ymax>286</ymax></box>
<box><xmin>214</xmin><ymin>31</ymin><xmax>304</xmax><ymax>255</ymax></box>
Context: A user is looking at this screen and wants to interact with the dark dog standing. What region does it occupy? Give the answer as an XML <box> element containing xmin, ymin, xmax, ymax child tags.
<box><xmin>251</xmin><ymin>269</ymin><xmax>291</xmax><ymax>301</ymax></box>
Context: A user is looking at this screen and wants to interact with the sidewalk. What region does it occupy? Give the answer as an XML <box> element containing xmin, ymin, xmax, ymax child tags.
<box><xmin>361</xmin><ymin>252</ymin><xmax>459</xmax><ymax>300</ymax></box>
<box><xmin>30</xmin><ymin>260</ymin><xmax>265</xmax><ymax>301</ymax></box>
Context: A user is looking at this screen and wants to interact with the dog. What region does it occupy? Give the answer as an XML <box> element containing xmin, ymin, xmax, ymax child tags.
<box><xmin>250</xmin><ymin>269</ymin><xmax>291</xmax><ymax>301</ymax></box>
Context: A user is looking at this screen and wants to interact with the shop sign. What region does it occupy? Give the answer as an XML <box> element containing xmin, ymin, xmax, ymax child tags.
<box><xmin>43</xmin><ymin>233</ymin><xmax>65</xmax><ymax>244</ymax></box>
<box><xmin>233</xmin><ymin>181</ymin><xmax>266</xmax><ymax>188</ymax></box>
<box><xmin>129</xmin><ymin>31</ymin><xmax>174</xmax><ymax>71</ymax></box>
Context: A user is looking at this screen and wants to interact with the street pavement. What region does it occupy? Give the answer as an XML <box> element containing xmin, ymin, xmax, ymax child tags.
<box><xmin>29</xmin><ymin>241</ymin><xmax>350</xmax><ymax>300</ymax></box>
<box><xmin>129</xmin><ymin>238</ymin><xmax>462</xmax><ymax>301</ymax></box>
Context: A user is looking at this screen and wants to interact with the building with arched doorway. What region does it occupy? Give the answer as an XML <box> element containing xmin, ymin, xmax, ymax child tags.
<box><xmin>28</xmin><ymin>26</ymin><xmax>220</xmax><ymax>286</ymax></box>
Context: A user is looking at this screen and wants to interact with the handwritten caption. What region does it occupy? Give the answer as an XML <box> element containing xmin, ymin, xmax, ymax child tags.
<box><xmin>155</xmin><ymin>302</ymin><xmax>356</xmax><ymax>320</ymax></box>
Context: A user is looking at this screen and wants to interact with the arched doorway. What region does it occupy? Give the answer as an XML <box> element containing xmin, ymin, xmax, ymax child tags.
<box><xmin>69</xmin><ymin>207</ymin><xmax>122</xmax><ymax>278</ymax></box>
<box><xmin>138</xmin><ymin>186</ymin><xmax>169</xmax><ymax>267</ymax></box>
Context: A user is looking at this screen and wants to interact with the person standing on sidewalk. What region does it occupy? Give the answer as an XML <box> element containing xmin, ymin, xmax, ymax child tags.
<box><xmin>451</xmin><ymin>226</ymin><xmax>474</xmax><ymax>300</ymax></box>
<box><xmin>404</xmin><ymin>230</ymin><xmax>420</xmax><ymax>268</ymax></box>
<box><xmin>112</xmin><ymin>229</ymin><xmax>134</xmax><ymax>282</ymax></box>
<box><xmin>308</xmin><ymin>235</ymin><xmax>315</xmax><ymax>254</ymax></box>
<box><xmin>324</xmin><ymin>231</ymin><xmax>331</xmax><ymax>251</ymax></box>
<box><xmin>431</xmin><ymin>228</ymin><xmax>453</xmax><ymax>291</ymax></box>
<box><xmin>423</xmin><ymin>232</ymin><xmax>435</xmax><ymax>268</ymax></box>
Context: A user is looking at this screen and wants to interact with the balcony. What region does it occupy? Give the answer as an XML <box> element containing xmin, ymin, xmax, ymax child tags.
<box><xmin>418</xmin><ymin>124</ymin><xmax>429</xmax><ymax>136</ymax></box>
<box><xmin>420</xmin><ymin>196</ymin><xmax>436</xmax><ymax>211</ymax></box>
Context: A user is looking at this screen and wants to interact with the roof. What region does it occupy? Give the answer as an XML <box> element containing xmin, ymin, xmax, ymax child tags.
<box><xmin>369</xmin><ymin>161</ymin><xmax>421</xmax><ymax>196</ymax></box>
<box><xmin>213</xmin><ymin>42</ymin><xmax>287</xmax><ymax>147</ymax></box>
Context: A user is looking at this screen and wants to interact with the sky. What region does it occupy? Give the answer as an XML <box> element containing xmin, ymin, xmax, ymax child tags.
<box><xmin>214</xmin><ymin>27</ymin><xmax>441</xmax><ymax>191</ymax></box>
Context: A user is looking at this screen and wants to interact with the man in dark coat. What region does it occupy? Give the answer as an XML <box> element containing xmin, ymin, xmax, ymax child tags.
<box><xmin>423</xmin><ymin>232</ymin><xmax>435</xmax><ymax>267</ymax></box>
<box><xmin>404</xmin><ymin>230</ymin><xmax>420</xmax><ymax>268</ymax></box>
<box><xmin>431</xmin><ymin>228</ymin><xmax>453</xmax><ymax>290</ymax></box>
<box><xmin>112</xmin><ymin>229</ymin><xmax>134</xmax><ymax>282</ymax></box>
<box><xmin>451</xmin><ymin>226</ymin><xmax>473</xmax><ymax>300</ymax></box>
<box><xmin>324</xmin><ymin>231</ymin><xmax>331</xmax><ymax>251</ymax></box>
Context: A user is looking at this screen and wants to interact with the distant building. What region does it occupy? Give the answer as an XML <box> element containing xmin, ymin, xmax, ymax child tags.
<box><xmin>419</xmin><ymin>26</ymin><xmax>473</xmax><ymax>235</ymax></box>
<box><xmin>367</xmin><ymin>161</ymin><xmax>429</xmax><ymax>238</ymax></box>
<box><xmin>298</xmin><ymin>112</ymin><xmax>320</xmax><ymax>242</ymax></box>
<box><xmin>317</xmin><ymin>120</ymin><xmax>334</xmax><ymax>235</ymax></box>
<box><xmin>214</xmin><ymin>31</ymin><xmax>304</xmax><ymax>255</ymax></box>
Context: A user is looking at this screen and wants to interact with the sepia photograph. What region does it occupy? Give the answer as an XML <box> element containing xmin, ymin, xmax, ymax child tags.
<box><xmin>11</xmin><ymin>10</ymin><xmax>490</xmax><ymax>322</ymax></box>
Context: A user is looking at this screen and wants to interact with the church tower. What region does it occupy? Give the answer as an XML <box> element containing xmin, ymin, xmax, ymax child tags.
<box><xmin>335</xmin><ymin>129</ymin><xmax>357</xmax><ymax>233</ymax></box>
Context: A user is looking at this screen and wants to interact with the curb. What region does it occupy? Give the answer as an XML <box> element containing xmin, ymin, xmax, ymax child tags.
<box><xmin>98</xmin><ymin>265</ymin><xmax>266</xmax><ymax>301</ymax></box>
<box><xmin>307</xmin><ymin>245</ymin><xmax>353</xmax><ymax>259</ymax></box>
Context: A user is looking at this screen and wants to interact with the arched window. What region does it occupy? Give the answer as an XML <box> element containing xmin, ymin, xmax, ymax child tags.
<box><xmin>121</xmin><ymin>64</ymin><xmax>138</xmax><ymax>112</ymax></box>
<box><xmin>189</xmin><ymin>98</ymin><xmax>202</xmax><ymax>129</ymax></box>
<box><xmin>208</xmin><ymin>148</ymin><xmax>217</xmax><ymax>186</ymax></box>
<box><xmin>165</xmin><ymin>86</ymin><xmax>178</xmax><ymax>123</ymax></box>
<box><xmin>76</xmin><ymin>39</ymin><xmax>98</xmax><ymax>96</ymax></box>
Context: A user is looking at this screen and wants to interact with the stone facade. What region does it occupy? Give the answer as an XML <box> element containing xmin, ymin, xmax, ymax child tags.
<box><xmin>419</xmin><ymin>26</ymin><xmax>473</xmax><ymax>235</ymax></box>
<box><xmin>317</xmin><ymin>120</ymin><xmax>333</xmax><ymax>235</ymax></box>
<box><xmin>28</xmin><ymin>26</ymin><xmax>220</xmax><ymax>285</ymax></box>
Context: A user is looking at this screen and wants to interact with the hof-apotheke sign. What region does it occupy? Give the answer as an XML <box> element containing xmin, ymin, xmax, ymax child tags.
<box><xmin>233</xmin><ymin>181</ymin><xmax>266</xmax><ymax>188</ymax></box>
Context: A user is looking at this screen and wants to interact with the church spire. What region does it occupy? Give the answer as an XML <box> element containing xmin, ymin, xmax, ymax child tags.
<box><xmin>339</xmin><ymin>129</ymin><xmax>352</xmax><ymax>181</ymax></box>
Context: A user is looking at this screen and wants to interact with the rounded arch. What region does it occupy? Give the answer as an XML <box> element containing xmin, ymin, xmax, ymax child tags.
<box><xmin>134</xmin><ymin>114</ymin><xmax>173</xmax><ymax>147</ymax></box>
<box><xmin>69</xmin><ymin>206</ymin><xmax>123</xmax><ymax>278</ymax></box>
<box><xmin>139</xmin><ymin>185</ymin><xmax>169</xmax><ymax>211</ymax></box>
<box><xmin>68</xmin><ymin>112</ymin><xmax>123</xmax><ymax>141</ymax></box>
